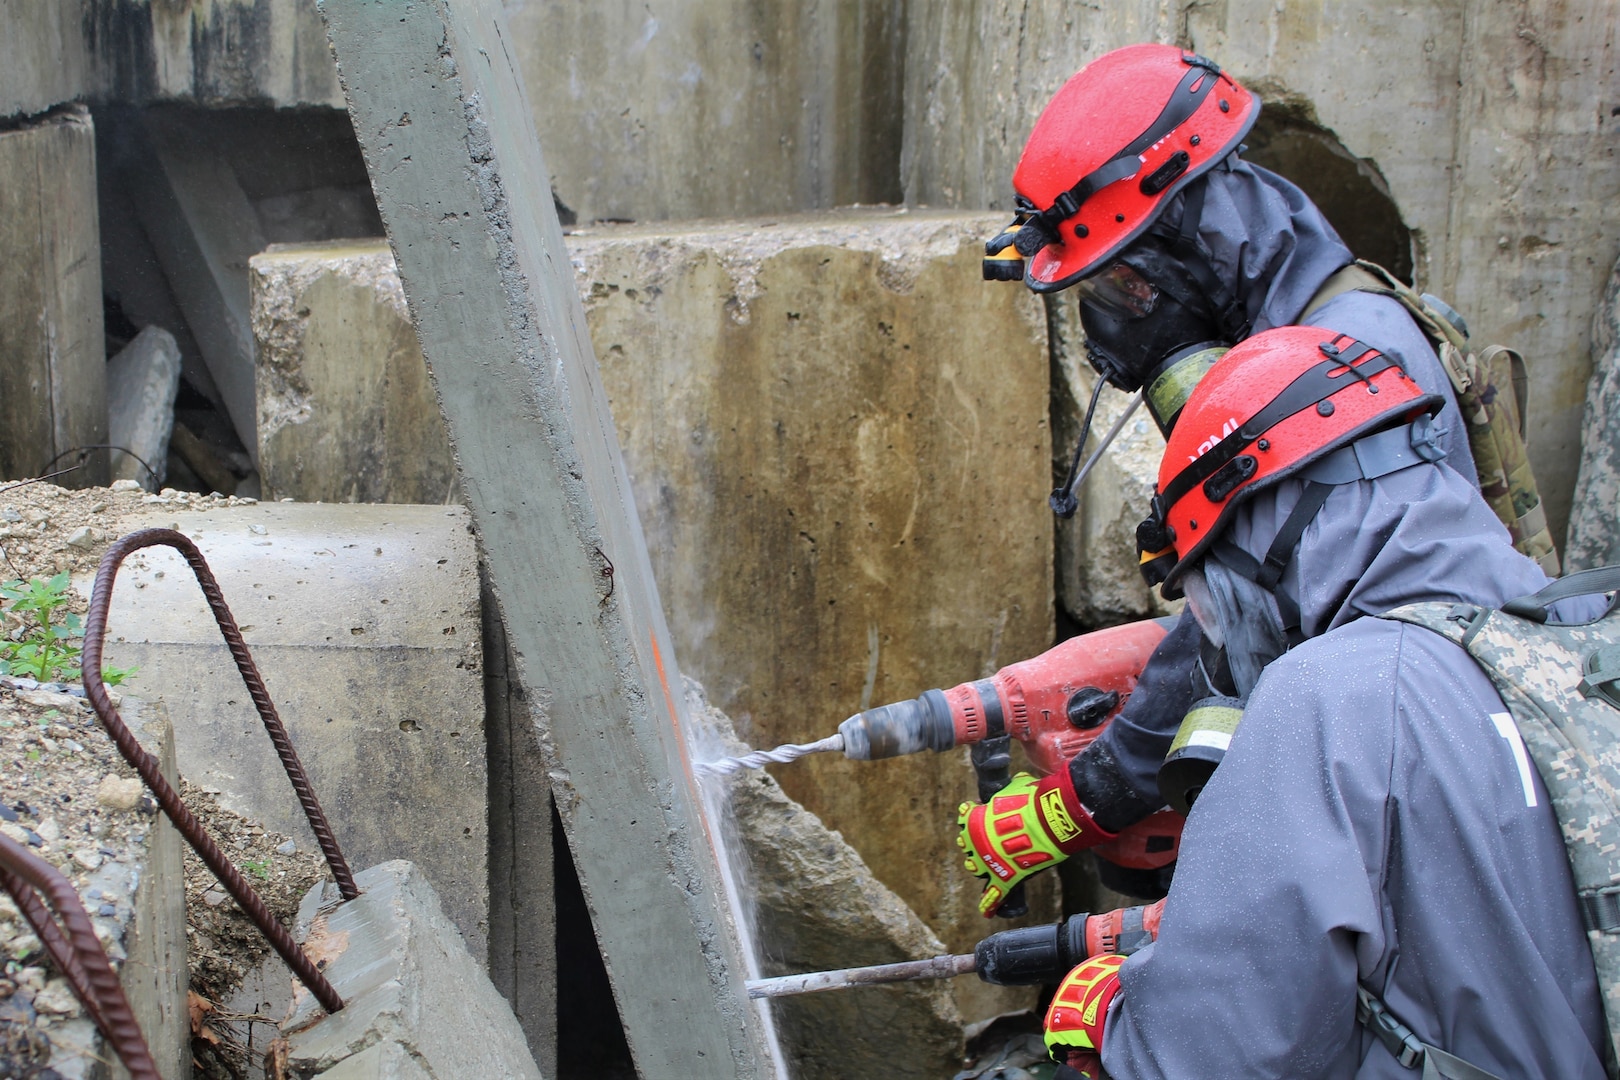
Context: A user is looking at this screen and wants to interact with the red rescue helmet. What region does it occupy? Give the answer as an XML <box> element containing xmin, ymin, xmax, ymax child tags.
<box><xmin>983</xmin><ymin>45</ymin><xmax>1258</xmax><ymax>290</ymax></box>
<box><xmin>1139</xmin><ymin>326</ymin><xmax>1445</xmax><ymax>596</ymax></box>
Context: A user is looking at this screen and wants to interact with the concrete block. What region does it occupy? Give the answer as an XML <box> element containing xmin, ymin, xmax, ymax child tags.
<box><xmin>0</xmin><ymin>105</ymin><xmax>106</xmax><ymax>484</ymax></box>
<box><xmin>106</xmin><ymin>326</ymin><xmax>182</xmax><ymax>491</ymax></box>
<box><xmin>482</xmin><ymin>575</ymin><xmax>556</xmax><ymax>1077</ymax></box>
<box><xmin>285</xmin><ymin>861</ymin><xmax>541</xmax><ymax>1080</ymax></box>
<box><xmin>251</xmin><ymin>241</ymin><xmax>456</xmax><ymax>505</ymax></box>
<box><xmin>0</xmin><ymin>2</ymin><xmax>92</xmax><ymax>119</ymax></box>
<box><xmin>1567</xmin><ymin>253</ymin><xmax>1620</xmax><ymax>570</ymax></box>
<box><xmin>505</xmin><ymin>0</ymin><xmax>904</xmax><ymax>223</ymax></box>
<box><xmin>1044</xmin><ymin>292</ymin><xmax>1178</xmax><ymax>627</ymax></box>
<box><xmin>568</xmin><ymin>210</ymin><xmax>1055</xmax><ymax>1024</ymax></box>
<box><xmin>85</xmin><ymin>501</ymin><xmax>490</xmax><ymax>960</ymax></box>
<box><xmin>690</xmin><ymin>681</ymin><xmax>970</xmax><ymax>1080</ymax></box>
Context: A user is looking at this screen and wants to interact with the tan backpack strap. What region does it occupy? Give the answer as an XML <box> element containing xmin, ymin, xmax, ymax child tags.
<box><xmin>1299</xmin><ymin>263</ymin><xmax>1388</xmax><ymax>323</ymax></box>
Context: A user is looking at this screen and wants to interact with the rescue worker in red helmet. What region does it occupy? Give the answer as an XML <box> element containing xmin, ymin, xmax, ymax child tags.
<box><xmin>1041</xmin><ymin>326</ymin><xmax>1605</xmax><ymax>1079</ymax></box>
<box><xmin>961</xmin><ymin>44</ymin><xmax>1484</xmax><ymax>904</ymax></box>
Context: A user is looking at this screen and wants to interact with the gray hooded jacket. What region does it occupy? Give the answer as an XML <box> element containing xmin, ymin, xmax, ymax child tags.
<box><xmin>1097</xmin><ymin>462</ymin><xmax>1607</xmax><ymax>1079</ymax></box>
<box><xmin>1072</xmin><ymin>159</ymin><xmax>1479</xmax><ymax>828</ymax></box>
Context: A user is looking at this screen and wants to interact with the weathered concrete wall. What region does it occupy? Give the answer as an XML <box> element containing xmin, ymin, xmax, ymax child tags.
<box><xmin>80</xmin><ymin>0</ymin><xmax>906</xmax><ymax>220</ymax></box>
<box><xmin>88</xmin><ymin>0</ymin><xmax>344</xmax><ymax>108</ymax></box>
<box><xmin>0</xmin><ymin>2</ymin><xmax>93</xmax><ymax>118</ymax></box>
<box><xmin>504</xmin><ymin>0</ymin><xmax>905</xmax><ymax>222</ymax></box>
<box><xmin>251</xmin><ymin>241</ymin><xmax>456</xmax><ymax>504</ymax></box>
<box><xmin>0</xmin><ymin>105</ymin><xmax>107</xmax><ymax>485</ymax></box>
<box><xmin>568</xmin><ymin>210</ymin><xmax>1056</xmax><ymax>1022</ymax></box>
<box><xmin>901</xmin><ymin>0</ymin><xmax>1620</xmax><ymax>551</ymax></box>
<box><xmin>86</xmin><ymin>500</ymin><xmax>490</xmax><ymax>960</ymax></box>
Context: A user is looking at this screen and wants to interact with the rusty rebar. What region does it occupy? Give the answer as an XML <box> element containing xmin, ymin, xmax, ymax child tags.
<box><xmin>82</xmin><ymin>528</ymin><xmax>350</xmax><ymax>1015</ymax></box>
<box><xmin>0</xmin><ymin>833</ymin><xmax>160</xmax><ymax>1079</ymax></box>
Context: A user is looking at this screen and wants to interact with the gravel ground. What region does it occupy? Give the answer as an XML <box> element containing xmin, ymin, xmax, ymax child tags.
<box><xmin>0</xmin><ymin>480</ymin><xmax>331</xmax><ymax>1079</ymax></box>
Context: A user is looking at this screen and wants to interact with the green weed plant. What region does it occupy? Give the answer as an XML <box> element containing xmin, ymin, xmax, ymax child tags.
<box><xmin>0</xmin><ymin>573</ymin><xmax>135</xmax><ymax>686</ymax></box>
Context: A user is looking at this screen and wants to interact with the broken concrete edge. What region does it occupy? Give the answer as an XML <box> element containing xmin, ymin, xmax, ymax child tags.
<box><xmin>283</xmin><ymin>860</ymin><xmax>542</xmax><ymax>1080</ymax></box>
<box><xmin>321</xmin><ymin>1</ymin><xmax>776</xmax><ymax>1074</ymax></box>
<box><xmin>250</xmin><ymin>240</ymin><xmax>410</xmax><ymax>446</ymax></box>
<box><xmin>686</xmin><ymin>677</ymin><xmax>975</xmax><ymax>1080</ymax></box>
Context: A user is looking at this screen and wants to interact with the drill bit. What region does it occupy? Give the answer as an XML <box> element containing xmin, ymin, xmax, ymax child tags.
<box><xmin>746</xmin><ymin>953</ymin><xmax>976</xmax><ymax>999</ymax></box>
<box><xmin>694</xmin><ymin>733</ymin><xmax>845</xmax><ymax>777</ymax></box>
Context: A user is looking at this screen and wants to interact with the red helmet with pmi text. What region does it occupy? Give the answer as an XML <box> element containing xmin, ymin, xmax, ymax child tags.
<box><xmin>983</xmin><ymin>45</ymin><xmax>1258</xmax><ymax>289</ymax></box>
<box><xmin>1139</xmin><ymin>325</ymin><xmax>1444</xmax><ymax>595</ymax></box>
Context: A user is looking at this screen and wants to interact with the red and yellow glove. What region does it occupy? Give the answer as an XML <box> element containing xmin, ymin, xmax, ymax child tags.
<box><xmin>956</xmin><ymin>770</ymin><xmax>1114</xmax><ymax>917</ymax></box>
<box><xmin>1045</xmin><ymin>954</ymin><xmax>1125</xmax><ymax>1066</ymax></box>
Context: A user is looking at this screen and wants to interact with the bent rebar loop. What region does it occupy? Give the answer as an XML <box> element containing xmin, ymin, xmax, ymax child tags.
<box><xmin>82</xmin><ymin>528</ymin><xmax>356</xmax><ymax>1015</ymax></box>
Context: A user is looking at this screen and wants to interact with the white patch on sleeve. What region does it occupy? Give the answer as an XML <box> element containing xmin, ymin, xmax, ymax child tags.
<box><xmin>1491</xmin><ymin>712</ymin><xmax>1538</xmax><ymax>808</ymax></box>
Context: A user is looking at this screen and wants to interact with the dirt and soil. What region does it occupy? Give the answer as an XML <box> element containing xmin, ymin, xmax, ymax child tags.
<box><xmin>0</xmin><ymin>480</ymin><xmax>332</xmax><ymax>1079</ymax></box>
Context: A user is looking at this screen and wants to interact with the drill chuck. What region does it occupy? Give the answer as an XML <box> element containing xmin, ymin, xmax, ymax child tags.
<box><xmin>838</xmin><ymin>689</ymin><xmax>958</xmax><ymax>760</ymax></box>
<box><xmin>973</xmin><ymin>918</ymin><xmax>1090</xmax><ymax>986</ymax></box>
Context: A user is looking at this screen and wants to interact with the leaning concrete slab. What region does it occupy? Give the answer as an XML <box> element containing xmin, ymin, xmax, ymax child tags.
<box><xmin>0</xmin><ymin>105</ymin><xmax>107</xmax><ymax>485</ymax></box>
<box><xmin>103</xmin><ymin>108</ymin><xmax>267</xmax><ymax>462</ymax></box>
<box><xmin>251</xmin><ymin>240</ymin><xmax>456</xmax><ymax>505</ymax></box>
<box><xmin>85</xmin><ymin>500</ymin><xmax>490</xmax><ymax>961</ymax></box>
<box><xmin>286</xmin><ymin>861</ymin><xmax>541</xmax><ymax>1080</ymax></box>
<box><xmin>320</xmin><ymin>2</ymin><xmax>777</xmax><ymax>1074</ymax></box>
<box><xmin>106</xmin><ymin>326</ymin><xmax>182</xmax><ymax>490</ymax></box>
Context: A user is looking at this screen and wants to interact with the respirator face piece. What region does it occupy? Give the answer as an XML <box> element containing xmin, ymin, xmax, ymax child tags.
<box><xmin>1078</xmin><ymin>242</ymin><xmax>1228</xmax><ymax>398</ymax></box>
<box><xmin>1180</xmin><ymin>555</ymin><xmax>1288</xmax><ymax>700</ymax></box>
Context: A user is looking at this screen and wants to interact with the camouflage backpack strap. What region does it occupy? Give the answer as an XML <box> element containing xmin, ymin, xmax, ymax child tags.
<box><xmin>1383</xmin><ymin>567</ymin><xmax>1620</xmax><ymax>1078</ymax></box>
<box><xmin>1308</xmin><ymin>259</ymin><xmax>1559</xmax><ymax>576</ymax></box>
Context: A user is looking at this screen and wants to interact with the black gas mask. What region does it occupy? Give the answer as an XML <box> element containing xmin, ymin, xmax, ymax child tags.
<box><xmin>1078</xmin><ymin>240</ymin><xmax>1231</xmax><ymax>437</ymax></box>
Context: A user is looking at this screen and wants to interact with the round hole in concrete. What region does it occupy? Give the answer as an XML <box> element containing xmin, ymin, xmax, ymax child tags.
<box><xmin>1242</xmin><ymin>104</ymin><xmax>1413</xmax><ymax>284</ymax></box>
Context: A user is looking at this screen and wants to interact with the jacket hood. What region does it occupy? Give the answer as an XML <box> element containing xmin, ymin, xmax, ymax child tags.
<box><xmin>1222</xmin><ymin>460</ymin><xmax>1551</xmax><ymax>640</ymax></box>
<box><xmin>1163</xmin><ymin>158</ymin><xmax>1354</xmax><ymax>335</ymax></box>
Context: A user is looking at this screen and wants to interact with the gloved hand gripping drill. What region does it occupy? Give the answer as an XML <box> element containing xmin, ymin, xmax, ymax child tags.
<box><xmin>841</xmin><ymin>619</ymin><xmax>1185</xmax><ymax>917</ymax></box>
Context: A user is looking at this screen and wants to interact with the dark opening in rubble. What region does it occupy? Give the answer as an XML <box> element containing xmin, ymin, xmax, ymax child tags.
<box><xmin>1243</xmin><ymin>107</ymin><xmax>1414</xmax><ymax>284</ymax></box>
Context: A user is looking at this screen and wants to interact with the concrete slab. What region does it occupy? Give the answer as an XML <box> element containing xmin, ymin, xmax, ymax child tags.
<box><xmin>82</xmin><ymin>501</ymin><xmax>489</xmax><ymax>961</ymax></box>
<box><xmin>286</xmin><ymin>861</ymin><xmax>541</xmax><ymax>1080</ymax></box>
<box><xmin>106</xmin><ymin>326</ymin><xmax>182</xmax><ymax>491</ymax></box>
<box><xmin>250</xmin><ymin>241</ymin><xmax>456</xmax><ymax>505</ymax></box>
<box><xmin>0</xmin><ymin>105</ymin><xmax>107</xmax><ymax>485</ymax></box>
<box><xmin>321</xmin><ymin>2</ymin><xmax>777</xmax><ymax>1073</ymax></box>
